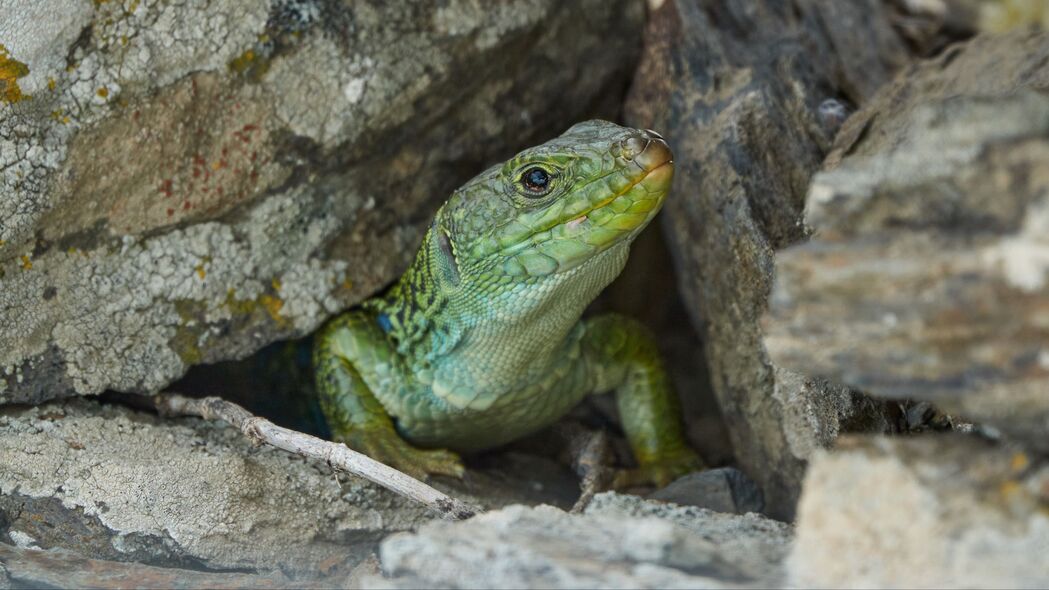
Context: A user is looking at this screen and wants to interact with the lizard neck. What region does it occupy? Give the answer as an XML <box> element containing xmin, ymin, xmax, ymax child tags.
<box><xmin>366</xmin><ymin>228</ymin><xmax>452</xmax><ymax>355</ymax></box>
<box><xmin>368</xmin><ymin>231</ymin><xmax>631</xmax><ymax>405</ymax></box>
<box><xmin>431</xmin><ymin>242</ymin><xmax>633</xmax><ymax>405</ymax></box>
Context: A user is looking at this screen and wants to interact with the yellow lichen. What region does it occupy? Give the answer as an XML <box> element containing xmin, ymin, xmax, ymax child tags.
<box><xmin>1011</xmin><ymin>452</ymin><xmax>1030</xmax><ymax>472</ymax></box>
<box><xmin>47</xmin><ymin>77</ymin><xmax>56</xmax><ymax>91</ymax></box>
<box><xmin>981</xmin><ymin>0</ymin><xmax>1049</xmax><ymax>32</ymax></box>
<box><xmin>97</xmin><ymin>86</ymin><xmax>109</xmax><ymax>98</ymax></box>
<box><xmin>259</xmin><ymin>294</ymin><xmax>286</xmax><ymax>325</ymax></box>
<box><xmin>999</xmin><ymin>480</ymin><xmax>1022</xmax><ymax>498</ymax></box>
<box><xmin>224</xmin><ymin>287</ymin><xmax>288</xmax><ymax>327</ymax></box>
<box><xmin>195</xmin><ymin>264</ymin><xmax>207</xmax><ymax>280</ymax></box>
<box><xmin>271</xmin><ymin>277</ymin><xmax>282</xmax><ymax>291</ymax></box>
<box><xmin>20</xmin><ymin>255</ymin><xmax>32</xmax><ymax>270</ymax></box>
<box><xmin>225</xmin><ymin>288</ymin><xmax>258</xmax><ymax>316</ymax></box>
<box><xmin>171</xmin><ymin>300</ymin><xmax>205</xmax><ymax>365</ymax></box>
<box><xmin>228</xmin><ymin>47</ymin><xmax>272</xmax><ymax>82</ymax></box>
<box><xmin>0</xmin><ymin>43</ymin><xmax>30</xmax><ymax>104</ymax></box>
<box><xmin>229</xmin><ymin>49</ymin><xmax>256</xmax><ymax>74</ymax></box>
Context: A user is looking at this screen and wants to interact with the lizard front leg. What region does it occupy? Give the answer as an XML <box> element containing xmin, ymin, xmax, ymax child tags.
<box><xmin>314</xmin><ymin>312</ymin><xmax>464</xmax><ymax>480</ymax></box>
<box><xmin>581</xmin><ymin>313</ymin><xmax>704</xmax><ymax>488</ymax></box>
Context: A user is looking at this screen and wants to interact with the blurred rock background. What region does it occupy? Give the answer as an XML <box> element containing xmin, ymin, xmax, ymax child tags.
<box><xmin>1</xmin><ymin>0</ymin><xmax>1047</xmax><ymax>587</ymax></box>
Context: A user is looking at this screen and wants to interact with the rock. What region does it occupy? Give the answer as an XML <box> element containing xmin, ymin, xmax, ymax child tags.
<box><xmin>624</xmin><ymin>0</ymin><xmax>921</xmax><ymax>519</ymax></box>
<box><xmin>0</xmin><ymin>399</ymin><xmax>576</xmax><ymax>580</ymax></box>
<box><xmin>0</xmin><ymin>0</ymin><xmax>644</xmax><ymax>404</ymax></box>
<box><xmin>0</xmin><ymin>543</ymin><xmax>315</xmax><ymax>590</ymax></box>
<box><xmin>885</xmin><ymin>0</ymin><xmax>979</xmax><ymax>56</ymax></box>
<box><xmin>979</xmin><ymin>0</ymin><xmax>1049</xmax><ymax>32</ymax></box>
<box><xmin>367</xmin><ymin>492</ymin><xmax>793</xmax><ymax>589</ymax></box>
<box><xmin>649</xmin><ymin>467</ymin><xmax>763</xmax><ymax>514</ymax></box>
<box><xmin>790</xmin><ymin>435</ymin><xmax>1049</xmax><ymax>588</ymax></box>
<box><xmin>764</xmin><ymin>31</ymin><xmax>1049</xmax><ymax>452</ymax></box>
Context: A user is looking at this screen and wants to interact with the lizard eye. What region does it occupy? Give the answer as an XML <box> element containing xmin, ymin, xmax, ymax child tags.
<box><xmin>519</xmin><ymin>167</ymin><xmax>552</xmax><ymax>196</ymax></box>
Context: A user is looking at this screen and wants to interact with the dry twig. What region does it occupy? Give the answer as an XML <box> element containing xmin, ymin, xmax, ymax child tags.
<box><xmin>152</xmin><ymin>393</ymin><xmax>479</xmax><ymax>520</ymax></box>
<box><xmin>568</xmin><ymin>427</ymin><xmax>614</xmax><ymax>513</ymax></box>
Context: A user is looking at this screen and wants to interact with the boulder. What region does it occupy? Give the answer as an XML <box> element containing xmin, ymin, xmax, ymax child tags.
<box><xmin>0</xmin><ymin>399</ymin><xmax>576</xmax><ymax>580</ymax></box>
<box><xmin>648</xmin><ymin>467</ymin><xmax>764</xmax><ymax>514</ymax></box>
<box><xmin>0</xmin><ymin>0</ymin><xmax>644</xmax><ymax>403</ymax></box>
<box><xmin>368</xmin><ymin>492</ymin><xmax>793</xmax><ymax>588</ymax></box>
<box><xmin>0</xmin><ymin>543</ymin><xmax>319</xmax><ymax>590</ymax></box>
<box><xmin>624</xmin><ymin>0</ymin><xmax>921</xmax><ymax>519</ymax></box>
<box><xmin>790</xmin><ymin>435</ymin><xmax>1049</xmax><ymax>588</ymax></box>
<box><xmin>764</xmin><ymin>31</ymin><xmax>1049</xmax><ymax>451</ymax></box>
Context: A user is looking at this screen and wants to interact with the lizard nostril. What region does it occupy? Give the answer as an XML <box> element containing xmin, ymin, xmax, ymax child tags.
<box><xmin>621</xmin><ymin>136</ymin><xmax>650</xmax><ymax>160</ymax></box>
<box><xmin>634</xmin><ymin>137</ymin><xmax>673</xmax><ymax>172</ymax></box>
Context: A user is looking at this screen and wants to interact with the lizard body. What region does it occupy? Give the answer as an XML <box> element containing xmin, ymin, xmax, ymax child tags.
<box><xmin>314</xmin><ymin>120</ymin><xmax>701</xmax><ymax>485</ymax></box>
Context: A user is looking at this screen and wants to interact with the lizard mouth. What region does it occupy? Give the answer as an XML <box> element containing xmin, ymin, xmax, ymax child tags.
<box><xmin>556</xmin><ymin>154</ymin><xmax>674</xmax><ymax>236</ymax></box>
<box><xmin>489</xmin><ymin>131</ymin><xmax>674</xmax><ymax>277</ymax></box>
<box><xmin>561</xmin><ymin>158</ymin><xmax>673</xmax><ymax>231</ymax></box>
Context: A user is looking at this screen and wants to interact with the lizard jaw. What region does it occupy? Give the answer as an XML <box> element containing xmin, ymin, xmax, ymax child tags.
<box><xmin>565</xmin><ymin>215</ymin><xmax>588</xmax><ymax>229</ymax></box>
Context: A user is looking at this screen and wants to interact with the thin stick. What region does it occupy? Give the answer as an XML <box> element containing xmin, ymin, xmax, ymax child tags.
<box><xmin>152</xmin><ymin>393</ymin><xmax>479</xmax><ymax>520</ymax></box>
<box><xmin>568</xmin><ymin>427</ymin><xmax>613</xmax><ymax>513</ymax></box>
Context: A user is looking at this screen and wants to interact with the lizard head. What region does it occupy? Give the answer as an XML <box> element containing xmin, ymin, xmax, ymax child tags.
<box><xmin>434</xmin><ymin>120</ymin><xmax>673</xmax><ymax>282</ymax></box>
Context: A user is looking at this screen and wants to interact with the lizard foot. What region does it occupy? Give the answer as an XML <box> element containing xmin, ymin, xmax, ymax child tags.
<box><xmin>337</xmin><ymin>428</ymin><xmax>465</xmax><ymax>481</ymax></box>
<box><xmin>612</xmin><ymin>448</ymin><xmax>705</xmax><ymax>489</ymax></box>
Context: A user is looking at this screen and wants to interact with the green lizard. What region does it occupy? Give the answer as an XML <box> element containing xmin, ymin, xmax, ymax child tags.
<box><xmin>314</xmin><ymin>120</ymin><xmax>702</xmax><ymax>487</ymax></box>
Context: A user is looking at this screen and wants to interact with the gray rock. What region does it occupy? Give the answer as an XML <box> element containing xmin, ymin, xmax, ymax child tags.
<box><xmin>790</xmin><ymin>435</ymin><xmax>1049</xmax><ymax>588</ymax></box>
<box><xmin>624</xmin><ymin>0</ymin><xmax>919</xmax><ymax>519</ymax></box>
<box><xmin>0</xmin><ymin>543</ymin><xmax>315</xmax><ymax>590</ymax></box>
<box><xmin>368</xmin><ymin>492</ymin><xmax>793</xmax><ymax>589</ymax></box>
<box><xmin>764</xmin><ymin>31</ymin><xmax>1049</xmax><ymax>451</ymax></box>
<box><xmin>0</xmin><ymin>0</ymin><xmax>644</xmax><ymax>403</ymax></box>
<box><xmin>0</xmin><ymin>399</ymin><xmax>574</xmax><ymax>579</ymax></box>
<box><xmin>649</xmin><ymin>467</ymin><xmax>763</xmax><ymax>514</ymax></box>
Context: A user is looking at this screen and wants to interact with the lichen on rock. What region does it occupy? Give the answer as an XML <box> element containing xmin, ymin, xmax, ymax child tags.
<box><xmin>764</xmin><ymin>31</ymin><xmax>1049</xmax><ymax>453</ymax></box>
<box><xmin>0</xmin><ymin>0</ymin><xmax>645</xmax><ymax>402</ymax></box>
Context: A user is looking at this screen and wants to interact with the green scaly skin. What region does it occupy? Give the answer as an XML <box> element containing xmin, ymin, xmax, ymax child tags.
<box><xmin>314</xmin><ymin>120</ymin><xmax>702</xmax><ymax>486</ymax></box>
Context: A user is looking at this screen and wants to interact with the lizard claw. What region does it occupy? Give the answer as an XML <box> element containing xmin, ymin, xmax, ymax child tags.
<box><xmin>612</xmin><ymin>449</ymin><xmax>705</xmax><ymax>489</ymax></box>
<box><xmin>337</xmin><ymin>429</ymin><xmax>465</xmax><ymax>480</ymax></box>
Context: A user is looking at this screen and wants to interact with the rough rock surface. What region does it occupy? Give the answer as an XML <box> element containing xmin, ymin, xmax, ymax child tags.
<box><xmin>367</xmin><ymin>492</ymin><xmax>793</xmax><ymax>589</ymax></box>
<box><xmin>0</xmin><ymin>399</ymin><xmax>576</xmax><ymax>580</ymax></box>
<box><xmin>791</xmin><ymin>435</ymin><xmax>1049</xmax><ymax>588</ymax></box>
<box><xmin>0</xmin><ymin>0</ymin><xmax>643</xmax><ymax>403</ymax></box>
<box><xmin>624</xmin><ymin>0</ymin><xmax>919</xmax><ymax>519</ymax></box>
<box><xmin>764</xmin><ymin>31</ymin><xmax>1049</xmax><ymax>451</ymax></box>
<box><xmin>0</xmin><ymin>543</ymin><xmax>319</xmax><ymax>590</ymax></box>
<box><xmin>648</xmin><ymin>467</ymin><xmax>763</xmax><ymax>514</ymax></box>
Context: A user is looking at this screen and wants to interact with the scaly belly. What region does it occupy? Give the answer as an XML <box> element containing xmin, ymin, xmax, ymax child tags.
<box><xmin>393</xmin><ymin>354</ymin><xmax>592</xmax><ymax>452</ymax></box>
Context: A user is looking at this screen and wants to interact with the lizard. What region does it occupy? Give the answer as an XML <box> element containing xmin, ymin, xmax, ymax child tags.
<box><xmin>313</xmin><ymin>120</ymin><xmax>702</xmax><ymax>487</ymax></box>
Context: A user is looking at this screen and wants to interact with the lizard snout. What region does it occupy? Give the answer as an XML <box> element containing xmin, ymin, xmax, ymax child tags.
<box><xmin>621</xmin><ymin>132</ymin><xmax>673</xmax><ymax>172</ymax></box>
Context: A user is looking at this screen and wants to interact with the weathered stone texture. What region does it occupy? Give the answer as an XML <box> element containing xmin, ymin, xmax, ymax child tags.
<box><xmin>0</xmin><ymin>0</ymin><xmax>644</xmax><ymax>403</ymax></box>
<box><xmin>0</xmin><ymin>399</ymin><xmax>575</xmax><ymax>579</ymax></box>
<box><xmin>790</xmin><ymin>435</ymin><xmax>1049</xmax><ymax>588</ymax></box>
<box><xmin>367</xmin><ymin>492</ymin><xmax>793</xmax><ymax>589</ymax></box>
<box><xmin>624</xmin><ymin>0</ymin><xmax>917</xmax><ymax>519</ymax></box>
<box><xmin>0</xmin><ymin>543</ymin><xmax>319</xmax><ymax>590</ymax></box>
<box><xmin>648</xmin><ymin>467</ymin><xmax>763</xmax><ymax>514</ymax></box>
<box><xmin>764</xmin><ymin>31</ymin><xmax>1049</xmax><ymax>451</ymax></box>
